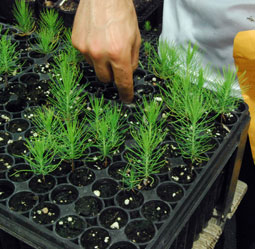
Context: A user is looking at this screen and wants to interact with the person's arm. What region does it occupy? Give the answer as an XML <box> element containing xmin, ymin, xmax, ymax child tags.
<box><xmin>72</xmin><ymin>0</ymin><xmax>141</xmax><ymax>103</ymax></box>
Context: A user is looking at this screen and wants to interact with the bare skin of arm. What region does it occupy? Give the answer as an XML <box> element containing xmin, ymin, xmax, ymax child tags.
<box><xmin>72</xmin><ymin>0</ymin><xmax>141</xmax><ymax>103</ymax></box>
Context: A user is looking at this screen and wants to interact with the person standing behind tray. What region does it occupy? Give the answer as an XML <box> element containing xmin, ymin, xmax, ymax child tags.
<box><xmin>72</xmin><ymin>1</ymin><xmax>255</xmax><ymax>248</ymax></box>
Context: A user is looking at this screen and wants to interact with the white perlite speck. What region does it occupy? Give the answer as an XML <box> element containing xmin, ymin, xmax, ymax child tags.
<box><xmin>93</xmin><ymin>190</ymin><xmax>101</xmax><ymax>197</ymax></box>
<box><xmin>104</xmin><ymin>237</ymin><xmax>110</xmax><ymax>243</ymax></box>
<box><xmin>110</xmin><ymin>222</ymin><xmax>119</xmax><ymax>229</ymax></box>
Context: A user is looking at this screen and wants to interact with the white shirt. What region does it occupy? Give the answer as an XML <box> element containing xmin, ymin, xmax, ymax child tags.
<box><xmin>160</xmin><ymin>0</ymin><xmax>255</xmax><ymax>92</ymax></box>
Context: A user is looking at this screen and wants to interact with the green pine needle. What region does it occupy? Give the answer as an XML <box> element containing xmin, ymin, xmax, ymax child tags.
<box><xmin>0</xmin><ymin>33</ymin><xmax>20</xmax><ymax>84</ymax></box>
<box><xmin>13</xmin><ymin>0</ymin><xmax>35</xmax><ymax>35</ymax></box>
<box><xmin>18</xmin><ymin>136</ymin><xmax>61</xmax><ymax>176</ymax></box>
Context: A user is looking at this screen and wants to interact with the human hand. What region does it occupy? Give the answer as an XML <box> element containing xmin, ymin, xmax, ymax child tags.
<box><xmin>72</xmin><ymin>0</ymin><xmax>141</xmax><ymax>103</ymax></box>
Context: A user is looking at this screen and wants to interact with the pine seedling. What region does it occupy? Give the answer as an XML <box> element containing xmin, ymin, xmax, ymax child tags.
<box><xmin>124</xmin><ymin>98</ymin><xmax>167</xmax><ymax>188</ymax></box>
<box><xmin>144</xmin><ymin>21</ymin><xmax>152</xmax><ymax>32</ymax></box>
<box><xmin>39</xmin><ymin>8</ymin><xmax>63</xmax><ymax>41</ymax></box>
<box><xmin>172</xmin><ymin>92</ymin><xmax>215</xmax><ymax>166</ymax></box>
<box><xmin>126</xmin><ymin>121</ymin><xmax>167</xmax><ymax>188</ymax></box>
<box><xmin>134</xmin><ymin>97</ymin><xmax>166</xmax><ymax>131</ymax></box>
<box><xmin>32</xmin><ymin>26</ymin><xmax>58</xmax><ymax>54</ymax></box>
<box><xmin>173</xmin><ymin>117</ymin><xmax>214</xmax><ymax>166</ymax></box>
<box><xmin>87</xmin><ymin>96</ymin><xmax>126</xmax><ymax>164</ymax></box>
<box><xmin>62</xmin><ymin>28</ymin><xmax>83</xmax><ymax>66</ymax></box>
<box><xmin>163</xmin><ymin>66</ymin><xmax>212</xmax><ymax>122</ymax></box>
<box><xmin>57</xmin><ymin>115</ymin><xmax>92</xmax><ymax>171</ymax></box>
<box><xmin>13</xmin><ymin>0</ymin><xmax>35</xmax><ymax>35</ymax></box>
<box><xmin>184</xmin><ymin>42</ymin><xmax>199</xmax><ymax>72</ymax></box>
<box><xmin>18</xmin><ymin>135</ymin><xmax>61</xmax><ymax>178</ymax></box>
<box><xmin>210</xmin><ymin>66</ymin><xmax>245</xmax><ymax>123</ymax></box>
<box><xmin>30</xmin><ymin>106</ymin><xmax>59</xmax><ymax>140</ymax></box>
<box><xmin>0</xmin><ymin>33</ymin><xmax>20</xmax><ymax>86</ymax></box>
<box><xmin>164</xmin><ymin>68</ymin><xmax>216</xmax><ymax>166</ymax></box>
<box><xmin>120</xmin><ymin>165</ymin><xmax>142</xmax><ymax>191</ymax></box>
<box><xmin>146</xmin><ymin>40</ymin><xmax>182</xmax><ymax>81</ymax></box>
<box><xmin>49</xmin><ymin>52</ymin><xmax>88</xmax><ymax>121</ymax></box>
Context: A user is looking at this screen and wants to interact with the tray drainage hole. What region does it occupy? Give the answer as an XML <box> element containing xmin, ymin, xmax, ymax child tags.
<box><xmin>0</xmin><ymin>180</ymin><xmax>15</xmax><ymax>200</ymax></box>
<box><xmin>55</xmin><ymin>215</ymin><xmax>86</xmax><ymax>239</ymax></box>
<box><xmin>80</xmin><ymin>227</ymin><xmax>111</xmax><ymax>249</ymax></box>
<box><xmin>51</xmin><ymin>185</ymin><xmax>78</xmax><ymax>205</ymax></box>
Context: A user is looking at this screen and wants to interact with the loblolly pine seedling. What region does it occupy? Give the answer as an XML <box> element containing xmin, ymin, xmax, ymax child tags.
<box><xmin>30</xmin><ymin>106</ymin><xmax>60</xmax><ymax>141</ymax></box>
<box><xmin>87</xmin><ymin>96</ymin><xmax>127</xmax><ymax>165</ymax></box>
<box><xmin>173</xmin><ymin>118</ymin><xmax>214</xmax><ymax>167</ymax></box>
<box><xmin>46</xmin><ymin>52</ymin><xmax>90</xmax><ymax>171</ymax></box>
<box><xmin>183</xmin><ymin>42</ymin><xmax>200</xmax><ymax>73</ymax></box>
<box><xmin>56</xmin><ymin>114</ymin><xmax>92</xmax><ymax>172</ymax></box>
<box><xmin>32</xmin><ymin>26</ymin><xmax>59</xmax><ymax>54</ymax></box>
<box><xmin>144</xmin><ymin>20</ymin><xmax>152</xmax><ymax>32</ymax></box>
<box><xmin>39</xmin><ymin>8</ymin><xmax>63</xmax><ymax>42</ymax></box>
<box><xmin>210</xmin><ymin>66</ymin><xmax>246</xmax><ymax>124</ymax></box>
<box><xmin>163</xmin><ymin>67</ymin><xmax>216</xmax><ymax>167</ymax></box>
<box><xmin>163</xmin><ymin>68</ymin><xmax>211</xmax><ymax>120</ymax></box>
<box><xmin>126</xmin><ymin>119</ymin><xmax>167</xmax><ymax>189</ymax></box>
<box><xmin>32</xmin><ymin>8</ymin><xmax>63</xmax><ymax>53</ymax></box>
<box><xmin>62</xmin><ymin>28</ymin><xmax>83</xmax><ymax>66</ymax></box>
<box><xmin>17</xmin><ymin>135</ymin><xmax>61</xmax><ymax>180</ymax></box>
<box><xmin>124</xmin><ymin>98</ymin><xmax>167</xmax><ymax>189</ymax></box>
<box><xmin>49</xmin><ymin>52</ymin><xmax>88</xmax><ymax>121</ymax></box>
<box><xmin>120</xmin><ymin>164</ymin><xmax>142</xmax><ymax>191</ymax></box>
<box><xmin>0</xmin><ymin>32</ymin><xmax>20</xmax><ymax>86</ymax></box>
<box><xmin>145</xmin><ymin>40</ymin><xmax>182</xmax><ymax>81</ymax></box>
<box><xmin>13</xmin><ymin>0</ymin><xmax>35</xmax><ymax>36</ymax></box>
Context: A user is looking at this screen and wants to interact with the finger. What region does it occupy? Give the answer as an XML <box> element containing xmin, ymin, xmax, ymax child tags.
<box><xmin>93</xmin><ymin>60</ymin><xmax>114</xmax><ymax>83</ymax></box>
<box><xmin>131</xmin><ymin>30</ymin><xmax>141</xmax><ymax>71</ymax></box>
<box><xmin>112</xmin><ymin>60</ymin><xmax>134</xmax><ymax>103</ymax></box>
<box><xmin>84</xmin><ymin>55</ymin><xmax>93</xmax><ymax>66</ymax></box>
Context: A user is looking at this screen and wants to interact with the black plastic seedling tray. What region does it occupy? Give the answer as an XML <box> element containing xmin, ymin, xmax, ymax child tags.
<box><xmin>0</xmin><ymin>22</ymin><xmax>251</xmax><ymax>249</ymax></box>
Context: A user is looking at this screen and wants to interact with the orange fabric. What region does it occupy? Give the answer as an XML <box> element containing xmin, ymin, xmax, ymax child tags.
<box><xmin>233</xmin><ymin>30</ymin><xmax>255</xmax><ymax>162</ymax></box>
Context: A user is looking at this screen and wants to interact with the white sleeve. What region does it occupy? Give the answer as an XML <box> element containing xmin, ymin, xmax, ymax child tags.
<box><xmin>160</xmin><ymin>0</ymin><xmax>255</xmax><ymax>73</ymax></box>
